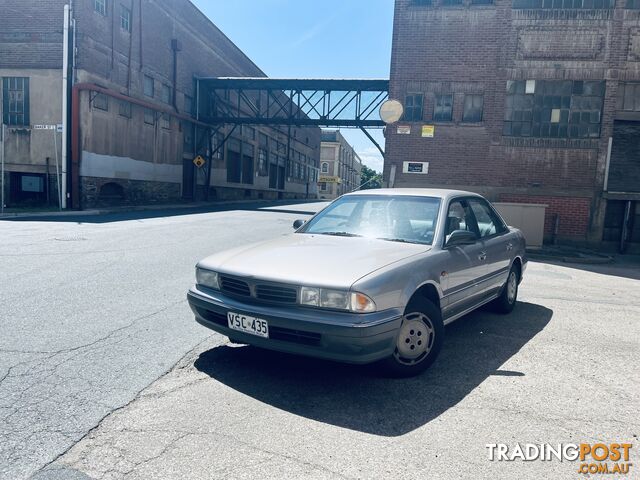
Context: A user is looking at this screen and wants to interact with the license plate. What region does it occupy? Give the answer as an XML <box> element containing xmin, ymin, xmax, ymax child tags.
<box><xmin>227</xmin><ymin>312</ymin><xmax>269</xmax><ymax>338</ymax></box>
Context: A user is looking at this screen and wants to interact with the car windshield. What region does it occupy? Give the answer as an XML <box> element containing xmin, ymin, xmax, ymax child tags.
<box><xmin>299</xmin><ymin>195</ymin><xmax>441</xmax><ymax>245</ymax></box>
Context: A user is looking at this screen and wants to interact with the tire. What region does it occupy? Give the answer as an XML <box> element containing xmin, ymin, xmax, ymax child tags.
<box><xmin>378</xmin><ymin>298</ymin><xmax>444</xmax><ymax>378</ymax></box>
<box><xmin>492</xmin><ymin>264</ymin><xmax>519</xmax><ymax>314</ymax></box>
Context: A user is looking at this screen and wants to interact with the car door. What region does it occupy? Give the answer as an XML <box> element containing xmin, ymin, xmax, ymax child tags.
<box><xmin>440</xmin><ymin>199</ymin><xmax>486</xmax><ymax>320</ymax></box>
<box><xmin>468</xmin><ymin>198</ymin><xmax>512</xmax><ymax>296</ymax></box>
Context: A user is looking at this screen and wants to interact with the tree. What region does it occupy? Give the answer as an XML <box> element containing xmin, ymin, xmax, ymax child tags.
<box><xmin>360</xmin><ymin>165</ymin><xmax>383</xmax><ymax>190</ymax></box>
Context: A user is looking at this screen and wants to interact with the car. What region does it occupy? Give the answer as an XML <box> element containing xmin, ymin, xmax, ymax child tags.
<box><xmin>187</xmin><ymin>188</ymin><xmax>527</xmax><ymax>377</ymax></box>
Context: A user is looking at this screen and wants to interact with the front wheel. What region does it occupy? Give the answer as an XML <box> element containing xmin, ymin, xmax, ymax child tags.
<box><xmin>378</xmin><ymin>298</ymin><xmax>444</xmax><ymax>377</ymax></box>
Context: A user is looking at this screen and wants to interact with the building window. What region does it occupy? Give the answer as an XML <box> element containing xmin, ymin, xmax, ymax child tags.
<box><xmin>94</xmin><ymin>0</ymin><xmax>107</xmax><ymax>15</ymax></box>
<box><xmin>120</xmin><ymin>5</ymin><xmax>131</xmax><ymax>32</ymax></box>
<box><xmin>258</xmin><ymin>148</ymin><xmax>268</xmax><ymax>176</ymax></box>
<box><xmin>321</xmin><ymin>162</ymin><xmax>329</xmax><ymax>173</ymax></box>
<box><xmin>161</xmin><ymin>84</ymin><xmax>171</xmax><ymax>105</ymax></box>
<box><xmin>2</xmin><ymin>77</ymin><xmax>29</xmax><ymax>126</ymax></box>
<box><xmin>143</xmin><ymin>75</ymin><xmax>154</xmax><ymax>97</ymax></box>
<box><xmin>93</xmin><ymin>93</ymin><xmax>109</xmax><ymax>111</ymax></box>
<box><xmin>628</xmin><ymin>0</ymin><xmax>640</xmax><ymax>7</ymax></box>
<box><xmin>472</xmin><ymin>0</ymin><xmax>494</xmax><ymax>4</ymax></box>
<box><xmin>442</xmin><ymin>0</ymin><xmax>463</xmax><ymax>5</ymax></box>
<box><xmin>411</xmin><ymin>0</ymin><xmax>432</xmax><ymax>5</ymax></box>
<box><xmin>143</xmin><ymin>108</ymin><xmax>155</xmax><ymax>125</ymax></box>
<box><xmin>621</xmin><ymin>83</ymin><xmax>640</xmax><ymax>111</ymax></box>
<box><xmin>242</xmin><ymin>125</ymin><xmax>255</xmax><ymax>140</ymax></box>
<box><xmin>160</xmin><ymin>113</ymin><xmax>170</xmax><ymax>130</ymax></box>
<box><xmin>403</xmin><ymin>94</ymin><xmax>423</xmax><ymax>122</ymax></box>
<box><xmin>513</xmin><ymin>0</ymin><xmax>613</xmax><ymax>8</ymax></box>
<box><xmin>462</xmin><ymin>94</ymin><xmax>484</xmax><ymax>122</ymax></box>
<box><xmin>184</xmin><ymin>95</ymin><xmax>193</xmax><ymax>116</ymax></box>
<box><xmin>433</xmin><ymin>94</ymin><xmax>453</xmax><ymax>122</ymax></box>
<box><xmin>503</xmin><ymin>79</ymin><xmax>605</xmax><ymax>138</ymax></box>
<box><xmin>119</xmin><ymin>100</ymin><xmax>131</xmax><ymax>118</ymax></box>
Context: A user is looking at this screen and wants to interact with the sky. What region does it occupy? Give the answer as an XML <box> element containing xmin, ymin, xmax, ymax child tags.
<box><xmin>191</xmin><ymin>0</ymin><xmax>395</xmax><ymax>173</ymax></box>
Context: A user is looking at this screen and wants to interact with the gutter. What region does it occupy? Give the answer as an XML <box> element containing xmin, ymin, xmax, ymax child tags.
<box><xmin>70</xmin><ymin>83</ymin><xmax>211</xmax><ymax>209</ymax></box>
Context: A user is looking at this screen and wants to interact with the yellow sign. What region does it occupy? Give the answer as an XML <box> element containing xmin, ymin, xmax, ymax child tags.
<box><xmin>319</xmin><ymin>175</ymin><xmax>341</xmax><ymax>184</ymax></box>
<box><xmin>422</xmin><ymin>125</ymin><xmax>435</xmax><ymax>138</ymax></box>
<box><xmin>193</xmin><ymin>155</ymin><xmax>206</xmax><ymax>168</ymax></box>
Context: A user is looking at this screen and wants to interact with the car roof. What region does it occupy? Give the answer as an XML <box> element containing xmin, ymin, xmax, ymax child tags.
<box><xmin>344</xmin><ymin>188</ymin><xmax>483</xmax><ymax>201</ymax></box>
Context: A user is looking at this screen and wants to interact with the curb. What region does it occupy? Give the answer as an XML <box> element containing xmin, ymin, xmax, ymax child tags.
<box><xmin>527</xmin><ymin>252</ymin><xmax>614</xmax><ymax>265</ymax></box>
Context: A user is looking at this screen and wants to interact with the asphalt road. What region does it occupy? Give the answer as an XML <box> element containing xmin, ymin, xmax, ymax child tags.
<box><xmin>2</xmin><ymin>202</ymin><xmax>639</xmax><ymax>479</ymax></box>
<box><xmin>0</xmin><ymin>201</ymin><xmax>324</xmax><ymax>480</ymax></box>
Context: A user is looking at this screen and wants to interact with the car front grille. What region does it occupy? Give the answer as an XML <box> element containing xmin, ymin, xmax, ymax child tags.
<box><xmin>220</xmin><ymin>276</ymin><xmax>251</xmax><ymax>297</ymax></box>
<box><xmin>255</xmin><ymin>285</ymin><xmax>297</xmax><ymax>304</ymax></box>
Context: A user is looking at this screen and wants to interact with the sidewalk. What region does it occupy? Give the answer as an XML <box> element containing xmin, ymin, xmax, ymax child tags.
<box><xmin>0</xmin><ymin>198</ymin><xmax>323</xmax><ymax>220</ymax></box>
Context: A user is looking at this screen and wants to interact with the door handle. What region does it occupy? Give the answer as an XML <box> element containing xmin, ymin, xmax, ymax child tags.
<box><xmin>478</xmin><ymin>251</ymin><xmax>487</xmax><ymax>261</ymax></box>
<box><xmin>507</xmin><ymin>242</ymin><xmax>513</xmax><ymax>251</ymax></box>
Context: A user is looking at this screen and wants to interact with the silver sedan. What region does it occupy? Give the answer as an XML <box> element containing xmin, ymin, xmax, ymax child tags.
<box><xmin>187</xmin><ymin>189</ymin><xmax>527</xmax><ymax>377</ymax></box>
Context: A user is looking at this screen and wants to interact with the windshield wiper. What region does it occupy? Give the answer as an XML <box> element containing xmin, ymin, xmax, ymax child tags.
<box><xmin>320</xmin><ymin>231</ymin><xmax>362</xmax><ymax>237</ymax></box>
<box><xmin>377</xmin><ymin>237</ymin><xmax>419</xmax><ymax>244</ymax></box>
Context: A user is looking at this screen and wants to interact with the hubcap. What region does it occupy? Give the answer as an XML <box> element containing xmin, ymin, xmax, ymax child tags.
<box><xmin>394</xmin><ymin>312</ymin><xmax>435</xmax><ymax>366</ymax></box>
<box><xmin>507</xmin><ymin>271</ymin><xmax>517</xmax><ymax>303</ymax></box>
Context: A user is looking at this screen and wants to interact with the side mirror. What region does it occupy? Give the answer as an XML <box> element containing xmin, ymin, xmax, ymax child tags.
<box><xmin>445</xmin><ymin>229</ymin><xmax>477</xmax><ymax>247</ymax></box>
<box><xmin>293</xmin><ymin>219</ymin><xmax>306</xmax><ymax>229</ymax></box>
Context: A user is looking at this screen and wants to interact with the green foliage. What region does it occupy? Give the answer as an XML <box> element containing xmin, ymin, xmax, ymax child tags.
<box><xmin>360</xmin><ymin>165</ymin><xmax>383</xmax><ymax>190</ymax></box>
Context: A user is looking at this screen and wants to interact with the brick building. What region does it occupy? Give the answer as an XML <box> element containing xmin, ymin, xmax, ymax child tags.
<box><xmin>0</xmin><ymin>0</ymin><xmax>320</xmax><ymax>209</ymax></box>
<box><xmin>385</xmin><ymin>0</ymin><xmax>640</xmax><ymax>251</ymax></box>
<box><xmin>318</xmin><ymin>130</ymin><xmax>363</xmax><ymax>199</ymax></box>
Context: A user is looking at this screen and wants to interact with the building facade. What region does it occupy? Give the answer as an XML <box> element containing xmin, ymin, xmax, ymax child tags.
<box><xmin>386</xmin><ymin>0</ymin><xmax>640</xmax><ymax>251</ymax></box>
<box><xmin>319</xmin><ymin>130</ymin><xmax>363</xmax><ymax>200</ymax></box>
<box><xmin>0</xmin><ymin>0</ymin><xmax>320</xmax><ymax>210</ymax></box>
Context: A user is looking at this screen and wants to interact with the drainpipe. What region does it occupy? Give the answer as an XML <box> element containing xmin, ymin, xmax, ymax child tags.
<box><xmin>61</xmin><ymin>4</ymin><xmax>71</xmax><ymax>209</ymax></box>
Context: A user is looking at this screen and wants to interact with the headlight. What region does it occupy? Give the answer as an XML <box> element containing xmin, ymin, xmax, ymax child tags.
<box><xmin>299</xmin><ymin>287</ymin><xmax>376</xmax><ymax>313</ymax></box>
<box><xmin>320</xmin><ymin>289</ymin><xmax>350</xmax><ymax>310</ymax></box>
<box><xmin>300</xmin><ymin>287</ymin><xmax>320</xmax><ymax>306</ymax></box>
<box><xmin>196</xmin><ymin>268</ymin><xmax>219</xmax><ymax>290</ymax></box>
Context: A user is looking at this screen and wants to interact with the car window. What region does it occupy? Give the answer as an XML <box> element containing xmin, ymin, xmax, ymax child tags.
<box><xmin>300</xmin><ymin>195</ymin><xmax>441</xmax><ymax>245</ymax></box>
<box><xmin>445</xmin><ymin>200</ymin><xmax>477</xmax><ymax>238</ymax></box>
<box><xmin>469</xmin><ymin>199</ymin><xmax>505</xmax><ymax>238</ymax></box>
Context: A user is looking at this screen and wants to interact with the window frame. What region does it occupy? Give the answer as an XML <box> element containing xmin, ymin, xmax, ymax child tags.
<box><xmin>2</xmin><ymin>77</ymin><xmax>30</xmax><ymax>126</ymax></box>
<box><xmin>403</xmin><ymin>93</ymin><xmax>424</xmax><ymax>122</ymax></box>
<box><xmin>143</xmin><ymin>75</ymin><xmax>154</xmax><ymax>98</ymax></box>
<box><xmin>467</xmin><ymin>198</ymin><xmax>508</xmax><ymax>240</ymax></box>
<box><xmin>433</xmin><ymin>94</ymin><xmax>454</xmax><ymax>123</ymax></box>
<box><xmin>462</xmin><ymin>94</ymin><xmax>484</xmax><ymax>123</ymax></box>
<box><xmin>94</xmin><ymin>0</ymin><xmax>107</xmax><ymax>16</ymax></box>
<box><xmin>120</xmin><ymin>5</ymin><xmax>131</xmax><ymax>32</ymax></box>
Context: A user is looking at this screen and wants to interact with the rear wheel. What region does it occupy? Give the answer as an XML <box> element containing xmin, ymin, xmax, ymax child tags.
<box><xmin>378</xmin><ymin>298</ymin><xmax>444</xmax><ymax>377</ymax></box>
<box><xmin>492</xmin><ymin>265</ymin><xmax>519</xmax><ymax>314</ymax></box>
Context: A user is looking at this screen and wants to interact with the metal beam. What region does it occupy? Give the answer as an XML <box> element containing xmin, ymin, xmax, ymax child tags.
<box><xmin>197</xmin><ymin>78</ymin><xmax>389</xmax><ymax>128</ymax></box>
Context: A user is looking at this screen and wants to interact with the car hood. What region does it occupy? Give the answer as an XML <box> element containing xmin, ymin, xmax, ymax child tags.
<box><xmin>198</xmin><ymin>233</ymin><xmax>430</xmax><ymax>289</ymax></box>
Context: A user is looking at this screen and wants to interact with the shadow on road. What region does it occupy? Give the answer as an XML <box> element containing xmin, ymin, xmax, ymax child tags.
<box><xmin>194</xmin><ymin>301</ymin><xmax>552</xmax><ymax>437</ymax></box>
<box><xmin>1</xmin><ymin>200</ymin><xmax>323</xmax><ymax>224</ymax></box>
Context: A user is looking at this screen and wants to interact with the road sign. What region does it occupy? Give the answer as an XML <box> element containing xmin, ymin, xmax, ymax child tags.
<box><xmin>193</xmin><ymin>155</ymin><xmax>206</xmax><ymax>168</ymax></box>
<box><xmin>32</xmin><ymin>124</ymin><xmax>58</xmax><ymax>130</ymax></box>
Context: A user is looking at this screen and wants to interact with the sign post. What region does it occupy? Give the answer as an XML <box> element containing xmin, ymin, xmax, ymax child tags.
<box><xmin>1</xmin><ymin>124</ymin><xmax>5</xmax><ymax>216</ymax></box>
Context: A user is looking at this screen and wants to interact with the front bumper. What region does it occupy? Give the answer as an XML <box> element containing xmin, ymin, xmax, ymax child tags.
<box><xmin>187</xmin><ymin>286</ymin><xmax>403</xmax><ymax>365</ymax></box>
